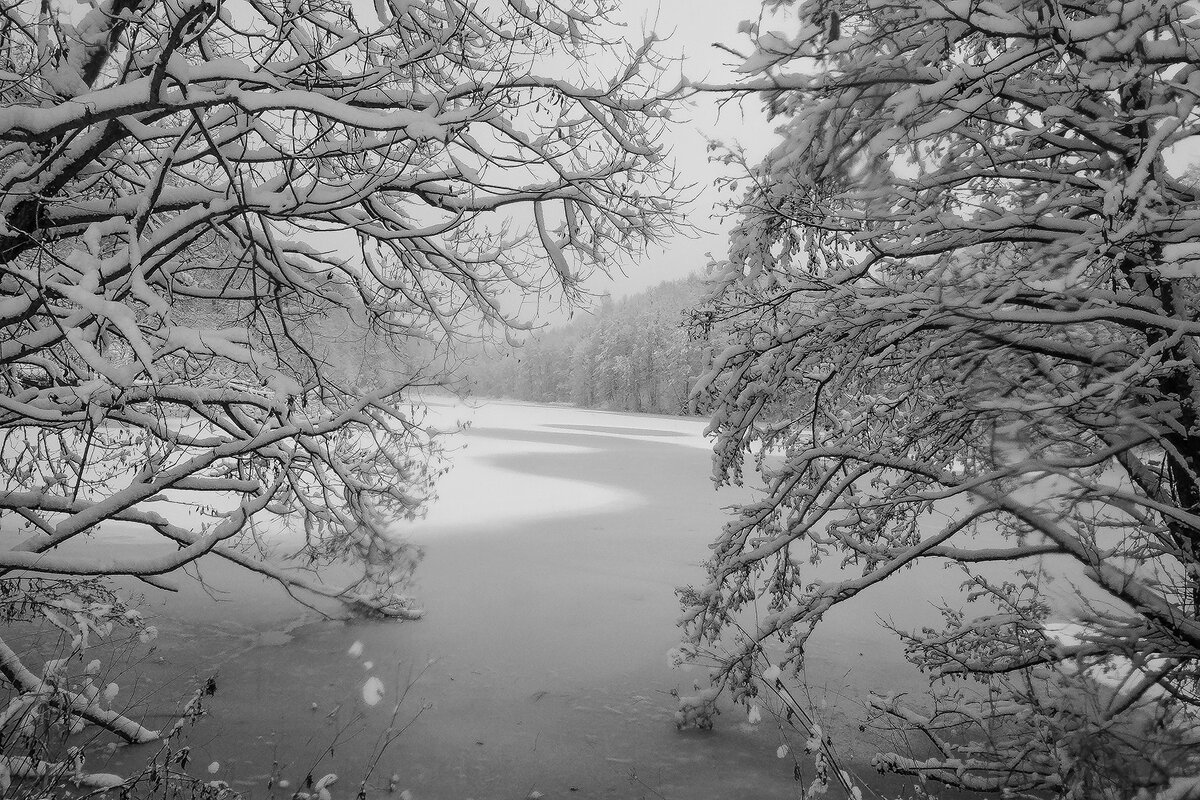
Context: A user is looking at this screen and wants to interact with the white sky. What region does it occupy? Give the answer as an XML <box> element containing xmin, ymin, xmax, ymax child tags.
<box><xmin>593</xmin><ymin>0</ymin><xmax>777</xmax><ymax>299</ymax></box>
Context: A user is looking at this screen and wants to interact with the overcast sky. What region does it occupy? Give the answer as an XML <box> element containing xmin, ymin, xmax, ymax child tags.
<box><xmin>595</xmin><ymin>1</ymin><xmax>777</xmax><ymax>300</ymax></box>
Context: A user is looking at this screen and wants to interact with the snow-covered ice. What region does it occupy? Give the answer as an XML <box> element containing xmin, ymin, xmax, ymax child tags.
<box><xmin>362</xmin><ymin>677</ymin><xmax>385</xmax><ymax>706</ymax></box>
<box><xmin>102</xmin><ymin>398</ymin><xmax>1064</xmax><ymax>799</ymax></box>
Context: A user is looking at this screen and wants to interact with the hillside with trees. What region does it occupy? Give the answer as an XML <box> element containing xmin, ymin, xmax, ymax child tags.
<box><xmin>464</xmin><ymin>275</ymin><xmax>709</xmax><ymax>415</ymax></box>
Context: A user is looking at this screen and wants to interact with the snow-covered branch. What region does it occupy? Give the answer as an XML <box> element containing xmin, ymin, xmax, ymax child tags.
<box><xmin>684</xmin><ymin>0</ymin><xmax>1200</xmax><ymax>794</ymax></box>
<box><xmin>1</xmin><ymin>0</ymin><xmax>679</xmax><ymax>752</ymax></box>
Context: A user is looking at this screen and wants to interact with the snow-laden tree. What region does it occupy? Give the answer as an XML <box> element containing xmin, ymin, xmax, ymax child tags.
<box><xmin>0</xmin><ymin>0</ymin><xmax>677</xmax><ymax>754</ymax></box>
<box><xmin>684</xmin><ymin>0</ymin><xmax>1200</xmax><ymax>796</ymax></box>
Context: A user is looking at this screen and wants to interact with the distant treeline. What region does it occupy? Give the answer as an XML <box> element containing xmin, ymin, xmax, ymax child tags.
<box><xmin>463</xmin><ymin>275</ymin><xmax>710</xmax><ymax>415</ymax></box>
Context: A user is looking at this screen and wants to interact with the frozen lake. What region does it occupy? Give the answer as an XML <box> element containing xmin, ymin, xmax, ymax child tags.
<box><xmin>83</xmin><ymin>399</ymin><xmax>1007</xmax><ymax>798</ymax></box>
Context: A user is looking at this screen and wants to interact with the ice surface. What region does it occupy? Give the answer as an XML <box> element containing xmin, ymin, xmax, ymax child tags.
<box><xmin>100</xmin><ymin>398</ymin><xmax>1053</xmax><ymax>799</ymax></box>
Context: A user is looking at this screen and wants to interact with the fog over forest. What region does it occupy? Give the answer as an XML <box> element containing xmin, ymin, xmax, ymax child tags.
<box><xmin>463</xmin><ymin>276</ymin><xmax>709</xmax><ymax>416</ymax></box>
